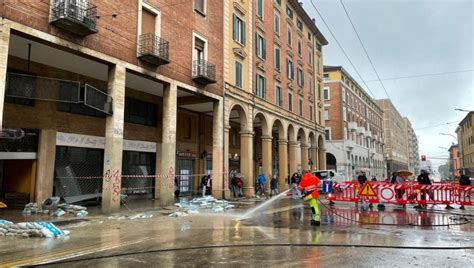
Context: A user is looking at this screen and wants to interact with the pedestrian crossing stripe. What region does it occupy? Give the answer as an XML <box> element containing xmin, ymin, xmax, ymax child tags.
<box><xmin>359</xmin><ymin>183</ymin><xmax>377</xmax><ymax>197</ymax></box>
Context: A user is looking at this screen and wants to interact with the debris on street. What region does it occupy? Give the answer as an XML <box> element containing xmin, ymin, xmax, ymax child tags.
<box><xmin>168</xmin><ymin>212</ymin><xmax>189</xmax><ymax>217</ymax></box>
<box><xmin>129</xmin><ymin>213</ymin><xmax>154</xmax><ymax>220</ymax></box>
<box><xmin>174</xmin><ymin>196</ymin><xmax>235</xmax><ymax>215</ymax></box>
<box><xmin>0</xmin><ymin>220</ymin><xmax>70</xmax><ymax>238</ymax></box>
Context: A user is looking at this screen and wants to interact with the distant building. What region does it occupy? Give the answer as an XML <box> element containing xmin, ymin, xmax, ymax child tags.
<box><xmin>323</xmin><ymin>66</ymin><xmax>385</xmax><ymax>179</ymax></box>
<box><xmin>404</xmin><ymin>118</ymin><xmax>420</xmax><ymax>175</ymax></box>
<box><xmin>376</xmin><ymin>99</ymin><xmax>409</xmax><ymax>175</ymax></box>
<box><xmin>456</xmin><ymin>112</ymin><xmax>474</xmax><ymax>177</ymax></box>
<box><xmin>448</xmin><ymin>144</ymin><xmax>461</xmax><ymax>176</ymax></box>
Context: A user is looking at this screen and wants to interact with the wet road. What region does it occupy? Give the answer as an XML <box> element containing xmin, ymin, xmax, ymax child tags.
<box><xmin>0</xmin><ymin>197</ymin><xmax>473</xmax><ymax>267</ymax></box>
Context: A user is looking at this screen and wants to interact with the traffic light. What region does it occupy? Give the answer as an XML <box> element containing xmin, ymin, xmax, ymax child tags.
<box><xmin>421</xmin><ymin>155</ymin><xmax>426</xmax><ymax>161</ymax></box>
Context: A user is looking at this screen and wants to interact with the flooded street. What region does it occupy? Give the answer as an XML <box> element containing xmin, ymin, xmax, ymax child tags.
<box><xmin>1</xmin><ymin>197</ymin><xmax>472</xmax><ymax>267</ymax></box>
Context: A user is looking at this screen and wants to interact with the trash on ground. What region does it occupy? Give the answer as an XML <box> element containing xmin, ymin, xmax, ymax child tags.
<box><xmin>129</xmin><ymin>213</ymin><xmax>153</xmax><ymax>220</ymax></box>
<box><xmin>0</xmin><ymin>219</ymin><xmax>70</xmax><ymax>238</ymax></box>
<box><xmin>168</xmin><ymin>212</ymin><xmax>189</xmax><ymax>217</ymax></box>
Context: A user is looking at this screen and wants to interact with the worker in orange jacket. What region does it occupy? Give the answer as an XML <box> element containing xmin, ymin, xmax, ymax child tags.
<box><xmin>298</xmin><ymin>169</ymin><xmax>322</xmax><ymax>226</ymax></box>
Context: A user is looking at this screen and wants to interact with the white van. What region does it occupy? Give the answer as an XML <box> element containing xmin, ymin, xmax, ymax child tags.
<box><xmin>312</xmin><ymin>170</ymin><xmax>344</xmax><ymax>183</ymax></box>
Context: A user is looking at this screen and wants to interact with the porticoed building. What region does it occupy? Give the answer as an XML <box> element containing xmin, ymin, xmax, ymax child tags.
<box><xmin>376</xmin><ymin>99</ymin><xmax>409</xmax><ymax>175</ymax></box>
<box><xmin>404</xmin><ymin>117</ymin><xmax>419</xmax><ymax>175</ymax></box>
<box><xmin>322</xmin><ymin>66</ymin><xmax>385</xmax><ymax>179</ymax></box>
<box><xmin>223</xmin><ymin>0</ymin><xmax>328</xmax><ymax>194</ymax></box>
<box><xmin>457</xmin><ymin>112</ymin><xmax>474</xmax><ymax>177</ymax></box>
<box><xmin>0</xmin><ymin>0</ymin><xmax>225</xmax><ymax>212</ymax></box>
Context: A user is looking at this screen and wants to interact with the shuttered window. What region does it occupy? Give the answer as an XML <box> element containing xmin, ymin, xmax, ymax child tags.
<box><xmin>235</xmin><ymin>61</ymin><xmax>243</xmax><ymax>88</ymax></box>
<box><xmin>274</xmin><ymin>47</ymin><xmax>280</xmax><ymax>71</ymax></box>
<box><xmin>256</xmin><ymin>33</ymin><xmax>266</xmax><ymax>60</ymax></box>
<box><xmin>233</xmin><ymin>14</ymin><xmax>246</xmax><ymax>45</ymax></box>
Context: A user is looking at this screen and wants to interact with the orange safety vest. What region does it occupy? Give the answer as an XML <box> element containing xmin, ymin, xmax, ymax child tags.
<box><xmin>298</xmin><ymin>173</ymin><xmax>321</xmax><ymax>199</ymax></box>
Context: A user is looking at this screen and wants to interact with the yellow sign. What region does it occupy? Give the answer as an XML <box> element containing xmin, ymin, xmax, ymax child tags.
<box><xmin>359</xmin><ymin>183</ymin><xmax>377</xmax><ymax>197</ymax></box>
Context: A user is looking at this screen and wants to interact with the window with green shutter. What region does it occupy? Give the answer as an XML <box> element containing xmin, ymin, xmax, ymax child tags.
<box><xmin>275</xmin><ymin>47</ymin><xmax>280</xmax><ymax>71</ymax></box>
<box><xmin>233</xmin><ymin>14</ymin><xmax>245</xmax><ymax>45</ymax></box>
<box><xmin>257</xmin><ymin>0</ymin><xmax>264</xmax><ymax>18</ymax></box>
<box><xmin>235</xmin><ymin>61</ymin><xmax>243</xmax><ymax>88</ymax></box>
<box><xmin>256</xmin><ymin>33</ymin><xmax>266</xmax><ymax>60</ymax></box>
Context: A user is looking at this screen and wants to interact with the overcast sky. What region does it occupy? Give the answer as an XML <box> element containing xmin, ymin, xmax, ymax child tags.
<box><xmin>303</xmin><ymin>0</ymin><xmax>474</xmax><ymax>170</ymax></box>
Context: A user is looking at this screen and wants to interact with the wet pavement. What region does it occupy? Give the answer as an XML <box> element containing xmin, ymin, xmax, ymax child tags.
<box><xmin>0</xmin><ymin>197</ymin><xmax>473</xmax><ymax>267</ymax></box>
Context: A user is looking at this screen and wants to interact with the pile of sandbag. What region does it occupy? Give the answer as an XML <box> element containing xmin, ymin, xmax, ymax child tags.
<box><xmin>22</xmin><ymin>202</ymin><xmax>88</xmax><ymax>218</ymax></box>
<box><xmin>0</xmin><ymin>220</ymin><xmax>70</xmax><ymax>238</ymax></box>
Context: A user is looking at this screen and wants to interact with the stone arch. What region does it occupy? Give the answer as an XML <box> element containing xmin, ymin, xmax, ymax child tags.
<box><xmin>297</xmin><ymin>127</ymin><xmax>307</xmax><ymax>145</ymax></box>
<box><xmin>287</xmin><ymin>123</ymin><xmax>296</xmax><ymax>142</ymax></box>
<box><xmin>227</xmin><ymin>102</ymin><xmax>248</xmax><ymax>130</ymax></box>
<box><xmin>270</xmin><ymin>118</ymin><xmax>286</xmax><ymax>140</ymax></box>
<box><xmin>308</xmin><ymin>131</ymin><xmax>317</xmax><ymax>147</ymax></box>
<box><xmin>254</xmin><ymin>112</ymin><xmax>270</xmax><ymax>136</ymax></box>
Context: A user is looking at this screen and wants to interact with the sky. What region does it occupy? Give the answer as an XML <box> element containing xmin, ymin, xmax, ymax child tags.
<box><xmin>302</xmin><ymin>0</ymin><xmax>474</xmax><ymax>170</ymax></box>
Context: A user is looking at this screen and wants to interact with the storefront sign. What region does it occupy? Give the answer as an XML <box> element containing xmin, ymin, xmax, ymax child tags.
<box><xmin>177</xmin><ymin>150</ymin><xmax>197</xmax><ymax>158</ymax></box>
<box><xmin>56</xmin><ymin>132</ymin><xmax>156</xmax><ymax>153</ymax></box>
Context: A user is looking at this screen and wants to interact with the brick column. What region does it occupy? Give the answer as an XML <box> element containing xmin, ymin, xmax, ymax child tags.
<box><xmin>212</xmin><ymin>100</ymin><xmax>224</xmax><ymax>198</ymax></box>
<box><xmin>240</xmin><ymin>131</ymin><xmax>254</xmax><ymax>197</ymax></box>
<box><xmin>319</xmin><ymin>147</ymin><xmax>327</xmax><ymax>170</ymax></box>
<box><xmin>301</xmin><ymin>143</ymin><xmax>309</xmax><ymax>170</ymax></box>
<box><xmin>261</xmin><ymin>135</ymin><xmax>272</xmax><ymax>191</ymax></box>
<box><xmin>159</xmin><ymin>82</ymin><xmax>178</xmax><ymax>207</ymax></box>
<box><xmin>223</xmin><ymin>125</ymin><xmax>231</xmax><ymax>198</ymax></box>
<box><xmin>288</xmin><ymin>141</ymin><xmax>298</xmax><ymax>175</ymax></box>
<box><xmin>310</xmin><ymin>146</ymin><xmax>318</xmax><ymax>170</ymax></box>
<box><xmin>0</xmin><ymin>24</ymin><xmax>10</xmax><ymax>129</ymax></box>
<box><xmin>102</xmin><ymin>64</ymin><xmax>126</xmax><ymax>213</ymax></box>
<box><xmin>278</xmin><ymin>139</ymin><xmax>288</xmax><ymax>191</ymax></box>
<box><xmin>35</xmin><ymin>129</ymin><xmax>56</xmax><ymax>204</ymax></box>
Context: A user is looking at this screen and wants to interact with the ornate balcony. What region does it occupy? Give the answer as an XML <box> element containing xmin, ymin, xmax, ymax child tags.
<box><xmin>348</xmin><ymin>122</ymin><xmax>357</xmax><ymax>132</ymax></box>
<box><xmin>137</xmin><ymin>34</ymin><xmax>170</xmax><ymax>66</ymax></box>
<box><xmin>192</xmin><ymin>60</ymin><xmax>216</xmax><ymax>84</ymax></box>
<box><xmin>50</xmin><ymin>0</ymin><xmax>98</xmax><ymax>36</ymax></box>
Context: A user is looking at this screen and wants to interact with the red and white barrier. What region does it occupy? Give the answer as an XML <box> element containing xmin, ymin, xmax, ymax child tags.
<box><xmin>326</xmin><ymin>181</ymin><xmax>473</xmax><ymax>207</ymax></box>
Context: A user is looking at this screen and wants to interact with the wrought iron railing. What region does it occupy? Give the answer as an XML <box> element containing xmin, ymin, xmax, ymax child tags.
<box><xmin>51</xmin><ymin>0</ymin><xmax>98</xmax><ymax>32</ymax></box>
<box><xmin>138</xmin><ymin>34</ymin><xmax>169</xmax><ymax>61</ymax></box>
<box><xmin>192</xmin><ymin>60</ymin><xmax>216</xmax><ymax>82</ymax></box>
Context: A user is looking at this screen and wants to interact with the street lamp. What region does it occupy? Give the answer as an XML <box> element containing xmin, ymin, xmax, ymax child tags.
<box><xmin>439</xmin><ymin>133</ymin><xmax>457</xmax><ymax>140</ymax></box>
<box><xmin>454</xmin><ymin>108</ymin><xmax>473</xmax><ymax>112</ymax></box>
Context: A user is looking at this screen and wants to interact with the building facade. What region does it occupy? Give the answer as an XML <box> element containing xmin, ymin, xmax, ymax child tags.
<box><xmin>223</xmin><ymin>0</ymin><xmax>328</xmax><ymax>195</ymax></box>
<box><xmin>376</xmin><ymin>99</ymin><xmax>409</xmax><ymax>175</ymax></box>
<box><xmin>457</xmin><ymin>112</ymin><xmax>474</xmax><ymax>177</ymax></box>
<box><xmin>404</xmin><ymin>117</ymin><xmax>419</xmax><ymax>175</ymax></box>
<box><xmin>0</xmin><ymin>0</ymin><xmax>226</xmax><ymax>212</ymax></box>
<box><xmin>448</xmin><ymin>144</ymin><xmax>461</xmax><ymax>176</ymax></box>
<box><xmin>322</xmin><ymin>66</ymin><xmax>385</xmax><ymax>179</ymax></box>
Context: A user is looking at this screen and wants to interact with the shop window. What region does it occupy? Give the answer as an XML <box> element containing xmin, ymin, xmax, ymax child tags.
<box><xmin>124</xmin><ymin>97</ymin><xmax>157</xmax><ymax>126</ymax></box>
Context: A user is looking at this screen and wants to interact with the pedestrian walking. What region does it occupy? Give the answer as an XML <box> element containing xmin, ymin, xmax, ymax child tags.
<box><xmin>270</xmin><ymin>174</ymin><xmax>279</xmax><ymax>197</ymax></box>
<box><xmin>235</xmin><ymin>175</ymin><xmax>244</xmax><ymax>197</ymax></box>
<box><xmin>174</xmin><ymin>176</ymin><xmax>180</xmax><ymax>199</ymax></box>
<box><xmin>414</xmin><ymin>170</ymin><xmax>431</xmax><ymax>209</ymax></box>
<box><xmin>298</xmin><ymin>169</ymin><xmax>322</xmax><ymax>226</ymax></box>
<box><xmin>391</xmin><ymin>172</ymin><xmax>407</xmax><ymax>208</ymax></box>
<box><xmin>291</xmin><ymin>172</ymin><xmax>301</xmax><ymax>199</ymax></box>
<box><xmin>256</xmin><ymin>173</ymin><xmax>267</xmax><ymax>196</ymax></box>
<box><xmin>201</xmin><ymin>175</ymin><xmax>209</xmax><ymax>197</ymax></box>
<box><xmin>457</xmin><ymin>170</ymin><xmax>471</xmax><ymax>210</ymax></box>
